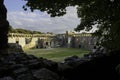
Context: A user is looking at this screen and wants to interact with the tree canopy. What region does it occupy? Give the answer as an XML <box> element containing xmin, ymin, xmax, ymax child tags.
<box><xmin>75</xmin><ymin>0</ymin><xmax>120</xmax><ymax>51</ymax></box>
<box><xmin>8</xmin><ymin>26</ymin><xmax>42</xmax><ymax>34</ymax></box>
<box><xmin>23</xmin><ymin>0</ymin><xmax>120</xmax><ymax>51</ymax></box>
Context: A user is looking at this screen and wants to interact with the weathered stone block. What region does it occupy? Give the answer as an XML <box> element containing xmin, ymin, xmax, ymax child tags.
<box><xmin>13</xmin><ymin>67</ymin><xmax>29</xmax><ymax>76</ymax></box>
<box><xmin>9</xmin><ymin>64</ymin><xmax>24</xmax><ymax>70</ymax></box>
<box><xmin>27</xmin><ymin>61</ymin><xmax>41</xmax><ymax>69</ymax></box>
<box><xmin>33</xmin><ymin>68</ymin><xmax>59</xmax><ymax>80</ymax></box>
<box><xmin>16</xmin><ymin>73</ymin><xmax>34</xmax><ymax>80</ymax></box>
<box><xmin>0</xmin><ymin>76</ymin><xmax>14</xmax><ymax>80</ymax></box>
<box><xmin>0</xmin><ymin>66</ymin><xmax>10</xmax><ymax>77</ymax></box>
<box><xmin>27</xmin><ymin>55</ymin><xmax>37</xmax><ymax>59</ymax></box>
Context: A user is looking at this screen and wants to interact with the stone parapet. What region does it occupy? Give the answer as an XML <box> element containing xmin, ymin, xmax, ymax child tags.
<box><xmin>8</xmin><ymin>33</ymin><xmax>56</xmax><ymax>37</ymax></box>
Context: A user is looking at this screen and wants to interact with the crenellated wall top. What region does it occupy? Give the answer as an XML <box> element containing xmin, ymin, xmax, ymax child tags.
<box><xmin>8</xmin><ymin>33</ymin><xmax>56</xmax><ymax>37</ymax></box>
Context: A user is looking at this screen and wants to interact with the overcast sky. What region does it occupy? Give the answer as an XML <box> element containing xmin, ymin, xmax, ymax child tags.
<box><xmin>4</xmin><ymin>0</ymin><xmax>80</xmax><ymax>34</ymax></box>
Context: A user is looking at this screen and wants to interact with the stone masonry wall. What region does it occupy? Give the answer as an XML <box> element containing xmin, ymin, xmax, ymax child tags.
<box><xmin>0</xmin><ymin>50</ymin><xmax>119</xmax><ymax>80</ymax></box>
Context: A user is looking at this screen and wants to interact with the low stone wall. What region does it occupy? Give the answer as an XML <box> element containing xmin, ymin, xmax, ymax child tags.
<box><xmin>8</xmin><ymin>43</ymin><xmax>24</xmax><ymax>53</ymax></box>
<box><xmin>0</xmin><ymin>50</ymin><xmax>119</xmax><ymax>80</ymax></box>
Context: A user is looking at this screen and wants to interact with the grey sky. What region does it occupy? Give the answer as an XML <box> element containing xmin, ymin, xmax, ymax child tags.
<box><xmin>7</xmin><ymin>5</ymin><xmax>80</xmax><ymax>33</ymax></box>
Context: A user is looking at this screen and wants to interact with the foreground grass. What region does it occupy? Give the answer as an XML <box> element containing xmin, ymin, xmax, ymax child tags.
<box><xmin>24</xmin><ymin>48</ymin><xmax>90</xmax><ymax>62</ymax></box>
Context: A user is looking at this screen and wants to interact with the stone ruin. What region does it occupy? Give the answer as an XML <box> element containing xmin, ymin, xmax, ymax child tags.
<box><xmin>8</xmin><ymin>31</ymin><xmax>97</xmax><ymax>50</ymax></box>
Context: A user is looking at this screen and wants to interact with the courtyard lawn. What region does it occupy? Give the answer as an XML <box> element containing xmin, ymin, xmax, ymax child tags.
<box><xmin>24</xmin><ymin>48</ymin><xmax>90</xmax><ymax>62</ymax></box>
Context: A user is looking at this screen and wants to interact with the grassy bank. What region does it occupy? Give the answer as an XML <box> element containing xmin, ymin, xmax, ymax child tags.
<box><xmin>24</xmin><ymin>48</ymin><xmax>90</xmax><ymax>62</ymax></box>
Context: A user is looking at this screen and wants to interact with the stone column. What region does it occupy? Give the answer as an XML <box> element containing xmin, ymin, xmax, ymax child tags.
<box><xmin>0</xmin><ymin>0</ymin><xmax>9</xmax><ymax>53</ymax></box>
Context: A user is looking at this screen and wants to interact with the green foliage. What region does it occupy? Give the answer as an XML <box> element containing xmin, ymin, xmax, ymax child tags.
<box><xmin>23</xmin><ymin>0</ymin><xmax>84</xmax><ymax>17</ymax></box>
<box><xmin>15</xmin><ymin>28</ymin><xmax>32</xmax><ymax>34</ymax></box>
<box><xmin>32</xmin><ymin>31</ymin><xmax>42</xmax><ymax>34</ymax></box>
<box><xmin>23</xmin><ymin>0</ymin><xmax>120</xmax><ymax>51</ymax></box>
<box><xmin>8</xmin><ymin>26</ymin><xmax>42</xmax><ymax>34</ymax></box>
<box><xmin>75</xmin><ymin>0</ymin><xmax>120</xmax><ymax>51</ymax></box>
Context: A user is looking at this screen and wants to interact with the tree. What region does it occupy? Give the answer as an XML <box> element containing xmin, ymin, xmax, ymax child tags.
<box><xmin>75</xmin><ymin>0</ymin><xmax>120</xmax><ymax>51</ymax></box>
<box><xmin>8</xmin><ymin>27</ymin><xmax>42</xmax><ymax>34</ymax></box>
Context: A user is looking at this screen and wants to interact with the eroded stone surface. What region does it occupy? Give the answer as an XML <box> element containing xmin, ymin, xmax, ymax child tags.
<box><xmin>0</xmin><ymin>51</ymin><xmax>119</xmax><ymax>80</ymax></box>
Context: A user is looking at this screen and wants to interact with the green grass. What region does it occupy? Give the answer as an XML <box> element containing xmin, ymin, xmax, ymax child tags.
<box><xmin>24</xmin><ymin>48</ymin><xmax>90</xmax><ymax>62</ymax></box>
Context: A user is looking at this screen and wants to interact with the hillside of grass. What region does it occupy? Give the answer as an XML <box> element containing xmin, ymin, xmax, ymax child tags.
<box><xmin>25</xmin><ymin>48</ymin><xmax>90</xmax><ymax>62</ymax></box>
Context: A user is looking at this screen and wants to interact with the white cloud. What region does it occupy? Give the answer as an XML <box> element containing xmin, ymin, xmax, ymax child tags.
<box><xmin>7</xmin><ymin>7</ymin><xmax>80</xmax><ymax>33</ymax></box>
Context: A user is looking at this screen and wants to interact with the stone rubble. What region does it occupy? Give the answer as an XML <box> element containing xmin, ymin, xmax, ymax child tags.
<box><xmin>0</xmin><ymin>50</ymin><xmax>119</xmax><ymax>80</ymax></box>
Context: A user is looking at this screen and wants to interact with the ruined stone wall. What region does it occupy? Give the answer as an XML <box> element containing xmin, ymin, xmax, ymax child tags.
<box><xmin>72</xmin><ymin>36</ymin><xmax>97</xmax><ymax>50</ymax></box>
<box><xmin>8</xmin><ymin>37</ymin><xmax>26</xmax><ymax>47</ymax></box>
<box><xmin>8</xmin><ymin>33</ymin><xmax>55</xmax><ymax>49</ymax></box>
<box><xmin>8</xmin><ymin>33</ymin><xmax>97</xmax><ymax>50</ymax></box>
<box><xmin>54</xmin><ymin>32</ymin><xmax>97</xmax><ymax>50</ymax></box>
<box><xmin>8</xmin><ymin>37</ymin><xmax>16</xmax><ymax>43</ymax></box>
